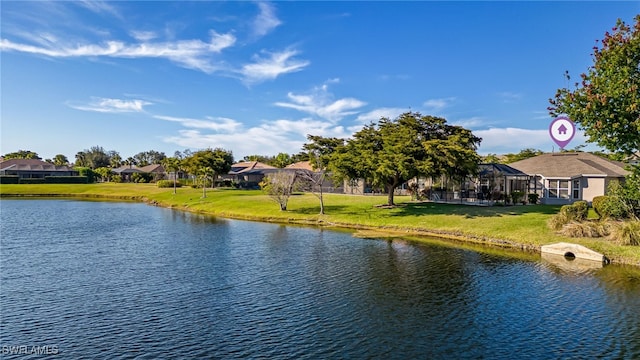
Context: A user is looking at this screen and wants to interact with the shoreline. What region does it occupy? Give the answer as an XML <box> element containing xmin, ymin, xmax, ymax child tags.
<box><xmin>4</xmin><ymin>191</ymin><xmax>637</xmax><ymax>267</ymax></box>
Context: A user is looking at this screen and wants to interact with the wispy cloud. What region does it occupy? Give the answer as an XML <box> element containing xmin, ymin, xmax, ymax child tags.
<box><xmin>129</xmin><ymin>30</ymin><xmax>157</xmax><ymax>42</ymax></box>
<box><xmin>423</xmin><ymin>97</ymin><xmax>456</xmax><ymax>111</ymax></box>
<box><xmin>532</xmin><ymin>110</ymin><xmax>552</xmax><ymax>120</ymax></box>
<box><xmin>75</xmin><ymin>0</ymin><xmax>121</xmax><ymax>18</ymax></box>
<box><xmin>274</xmin><ymin>83</ymin><xmax>366</xmax><ymax>122</ymax></box>
<box><xmin>252</xmin><ymin>2</ymin><xmax>281</xmax><ymax>38</ymax></box>
<box><xmin>451</xmin><ymin>116</ymin><xmax>486</xmax><ymax>129</ymax></box>
<box><xmin>161</xmin><ymin>115</ymin><xmax>349</xmax><ymax>159</ymax></box>
<box><xmin>355</xmin><ymin>107</ymin><xmax>408</xmax><ymax>123</ymax></box>
<box><xmin>240</xmin><ymin>48</ymin><xmax>310</xmax><ymax>84</ymax></box>
<box><xmin>474</xmin><ymin>126</ymin><xmax>590</xmax><ymax>154</ymax></box>
<box><xmin>0</xmin><ymin>30</ymin><xmax>236</xmax><ymax>73</ymax></box>
<box><xmin>497</xmin><ymin>91</ymin><xmax>523</xmax><ymax>103</ymax></box>
<box><xmin>475</xmin><ymin>128</ymin><xmax>548</xmax><ymax>151</ymax></box>
<box><xmin>154</xmin><ymin>115</ymin><xmax>242</xmax><ymax>132</ymax></box>
<box><xmin>68</xmin><ymin>97</ymin><xmax>152</xmax><ymax>113</ymax></box>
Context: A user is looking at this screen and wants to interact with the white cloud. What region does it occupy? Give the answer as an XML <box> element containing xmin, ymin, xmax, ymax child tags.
<box><xmin>451</xmin><ymin>116</ymin><xmax>486</xmax><ymax>129</ymax></box>
<box><xmin>355</xmin><ymin>107</ymin><xmax>408</xmax><ymax>123</ymax></box>
<box><xmin>475</xmin><ymin>127</ymin><xmax>591</xmax><ymax>154</ymax></box>
<box><xmin>240</xmin><ymin>48</ymin><xmax>310</xmax><ymax>84</ymax></box>
<box><xmin>68</xmin><ymin>97</ymin><xmax>151</xmax><ymax>113</ymax></box>
<box><xmin>130</xmin><ymin>30</ymin><xmax>157</xmax><ymax>42</ymax></box>
<box><xmin>154</xmin><ymin>115</ymin><xmax>242</xmax><ymax>132</ymax></box>
<box><xmin>274</xmin><ymin>82</ymin><xmax>366</xmax><ymax>122</ymax></box>
<box><xmin>76</xmin><ymin>0</ymin><xmax>121</xmax><ymax>18</ymax></box>
<box><xmin>423</xmin><ymin>97</ymin><xmax>456</xmax><ymax>111</ymax></box>
<box><xmin>0</xmin><ymin>30</ymin><xmax>236</xmax><ymax>73</ymax></box>
<box><xmin>252</xmin><ymin>2</ymin><xmax>281</xmax><ymax>38</ymax></box>
<box><xmin>161</xmin><ymin>116</ymin><xmax>350</xmax><ymax>159</ymax></box>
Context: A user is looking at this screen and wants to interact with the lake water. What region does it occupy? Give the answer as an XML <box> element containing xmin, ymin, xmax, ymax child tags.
<box><xmin>1</xmin><ymin>199</ymin><xmax>639</xmax><ymax>359</ymax></box>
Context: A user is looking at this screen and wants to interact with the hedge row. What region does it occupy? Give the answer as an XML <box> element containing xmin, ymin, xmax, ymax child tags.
<box><xmin>0</xmin><ymin>176</ymin><xmax>19</xmax><ymax>184</ymax></box>
<box><xmin>0</xmin><ymin>176</ymin><xmax>88</xmax><ymax>184</ymax></box>
<box><xmin>157</xmin><ymin>180</ymin><xmax>183</xmax><ymax>188</ymax></box>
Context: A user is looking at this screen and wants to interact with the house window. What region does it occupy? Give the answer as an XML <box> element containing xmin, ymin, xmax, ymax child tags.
<box><xmin>572</xmin><ymin>180</ymin><xmax>580</xmax><ymax>199</ymax></box>
<box><xmin>548</xmin><ymin>180</ymin><xmax>569</xmax><ymax>199</ymax></box>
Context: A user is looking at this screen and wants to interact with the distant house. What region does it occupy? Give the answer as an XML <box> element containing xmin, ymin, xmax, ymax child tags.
<box><xmin>139</xmin><ymin>164</ymin><xmax>166</xmax><ymax>181</ymax></box>
<box><xmin>112</xmin><ymin>165</ymin><xmax>143</xmax><ymax>182</ymax></box>
<box><xmin>111</xmin><ymin>164</ymin><xmax>166</xmax><ymax>182</ymax></box>
<box><xmin>225</xmin><ymin>161</ymin><xmax>279</xmax><ymax>188</ymax></box>
<box><xmin>285</xmin><ymin>161</ymin><xmax>344</xmax><ymax>193</ymax></box>
<box><xmin>509</xmin><ymin>152</ymin><xmax>629</xmax><ymax>205</ymax></box>
<box><xmin>0</xmin><ymin>159</ymin><xmax>77</xmax><ymax>178</ymax></box>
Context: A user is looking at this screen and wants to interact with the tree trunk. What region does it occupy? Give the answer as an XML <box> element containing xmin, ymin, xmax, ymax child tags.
<box><xmin>319</xmin><ymin>186</ymin><xmax>325</xmax><ymax>215</ymax></box>
<box><xmin>173</xmin><ymin>171</ymin><xmax>177</xmax><ymax>195</ymax></box>
<box><xmin>386</xmin><ymin>176</ymin><xmax>400</xmax><ymax>206</ymax></box>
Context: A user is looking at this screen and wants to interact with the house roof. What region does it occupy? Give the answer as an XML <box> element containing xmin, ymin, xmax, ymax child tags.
<box><xmin>509</xmin><ymin>152</ymin><xmax>629</xmax><ymax>178</ymax></box>
<box><xmin>285</xmin><ymin>161</ymin><xmax>314</xmax><ymax>171</ymax></box>
<box><xmin>229</xmin><ymin>161</ymin><xmax>276</xmax><ymax>174</ymax></box>
<box><xmin>139</xmin><ymin>164</ymin><xmax>165</xmax><ymax>173</ymax></box>
<box><xmin>112</xmin><ymin>165</ymin><xmax>143</xmax><ymax>174</ymax></box>
<box><xmin>0</xmin><ymin>158</ymin><xmax>73</xmax><ymax>172</ymax></box>
<box><xmin>478</xmin><ymin>163</ymin><xmax>528</xmax><ymax>177</ymax></box>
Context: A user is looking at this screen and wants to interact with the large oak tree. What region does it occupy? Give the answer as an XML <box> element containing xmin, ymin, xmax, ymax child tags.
<box><xmin>549</xmin><ymin>15</ymin><xmax>640</xmax><ymax>155</ymax></box>
<box><xmin>331</xmin><ymin>112</ymin><xmax>481</xmax><ymax>206</ymax></box>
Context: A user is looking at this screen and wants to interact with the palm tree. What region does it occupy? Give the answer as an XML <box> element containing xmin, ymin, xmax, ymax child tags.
<box><xmin>162</xmin><ymin>157</ymin><xmax>181</xmax><ymax>194</ymax></box>
<box><xmin>199</xmin><ymin>166</ymin><xmax>213</xmax><ymax>198</ymax></box>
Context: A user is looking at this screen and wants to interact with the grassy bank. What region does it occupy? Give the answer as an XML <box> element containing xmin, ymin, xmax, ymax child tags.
<box><xmin>1</xmin><ymin>183</ymin><xmax>639</xmax><ymax>266</ymax></box>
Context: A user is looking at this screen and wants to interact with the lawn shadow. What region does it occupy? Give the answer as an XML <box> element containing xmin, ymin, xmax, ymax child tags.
<box><xmin>389</xmin><ymin>202</ymin><xmax>562</xmax><ymax>218</ymax></box>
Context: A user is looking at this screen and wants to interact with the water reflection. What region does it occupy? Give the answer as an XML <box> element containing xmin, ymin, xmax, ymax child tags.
<box><xmin>1</xmin><ymin>199</ymin><xmax>639</xmax><ymax>359</ymax></box>
<box><xmin>541</xmin><ymin>252</ymin><xmax>604</xmax><ymax>274</ymax></box>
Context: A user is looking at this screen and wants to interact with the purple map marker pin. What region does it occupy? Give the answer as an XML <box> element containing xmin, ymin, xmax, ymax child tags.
<box><xmin>549</xmin><ymin>116</ymin><xmax>576</xmax><ymax>149</ymax></box>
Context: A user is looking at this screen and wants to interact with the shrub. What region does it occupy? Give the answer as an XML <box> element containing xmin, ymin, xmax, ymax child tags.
<box><xmin>594</xmin><ymin>195</ymin><xmax>629</xmax><ymax>220</ymax></box>
<box><xmin>0</xmin><ymin>176</ymin><xmax>19</xmax><ymax>184</ymax></box>
<box><xmin>511</xmin><ymin>191</ymin><xmax>524</xmax><ymax>205</ymax></box>
<box><xmin>560</xmin><ymin>221</ymin><xmax>610</xmax><ymax>238</ymax></box>
<box><xmin>19</xmin><ymin>178</ymin><xmax>46</xmax><ymax>184</ymax></box>
<box><xmin>592</xmin><ymin>196</ymin><xmax>607</xmax><ymax>218</ymax></box>
<box><xmin>527</xmin><ymin>193</ymin><xmax>539</xmax><ymax>204</ymax></box>
<box><xmin>548</xmin><ymin>205</ymin><xmax>576</xmax><ymax>230</ymax></box>
<box><xmin>157</xmin><ymin>180</ymin><xmax>183</xmax><ymax>188</ymax></box>
<box><xmin>76</xmin><ymin>167</ymin><xmax>96</xmax><ymax>183</ymax></box>
<box><xmin>131</xmin><ymin>172</ymin><xmax>153</xmax><ymax>183</ymax></box>
<box><xmin>549</xmin><ymin>203</ymin><xmax>587</xmax><ymax>230</ymax></box>
<box><xmin>573</xmin><ymin>200</ymin><xmax>589</xmax><ymax>221</ymax></box>
<box><xmin>45</xmin><ymin>176</ymin><xmax>88</xmax><ymax>184</ymax></box>
<box><xmin>609</xmin><ymin>221</ymin><xmax>640</xmax><ymax>246</ymax></box>
<box><xmin>111</xmin><ymin>175</ymin><xmax>122</xmax><ymax>183</ymax></box>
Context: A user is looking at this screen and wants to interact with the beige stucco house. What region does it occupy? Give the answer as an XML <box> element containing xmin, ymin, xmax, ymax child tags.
<box><xmin>509</xmin><ymin>152</ymin><xmax>629</xmax><ymax>205</ymax></box>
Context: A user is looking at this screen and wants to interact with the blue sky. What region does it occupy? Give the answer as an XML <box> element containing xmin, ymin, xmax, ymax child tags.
<box><xmin>1</xmin><ymin>1</ymin><xmax>638</xmax><ymax>162</ymax></box>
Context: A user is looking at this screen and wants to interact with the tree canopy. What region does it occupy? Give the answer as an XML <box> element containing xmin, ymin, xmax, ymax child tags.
<box><xmin>75</xmin><ymin>146</ymin><xmax>113</xmax><ymax>169</ymax></box>
<box><xmin>182</xmin><ymin>148</ymin><xmax>234</xmax><ymax>184</ymax></box>
<box><xmin>2</xmin><ymin>150</ymin><xmax>41</xmax><ymax>160</ymax></box>
<box><xmin>330</xmin><ymin>112</ymin><xmax>481</xmax><ymax>206</ymax></box>
<box><xmin>548</xmin><ymin>15</ymin><xmax>640</xmax><ymax>155</ymax></box>
<box><xmin>133</xmin><ymin>150</ymin><xmax>167</xmax><ymax>167</ymax></box>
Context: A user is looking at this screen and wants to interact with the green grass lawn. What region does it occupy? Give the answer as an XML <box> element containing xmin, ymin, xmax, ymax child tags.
<box><xmin>1</xmin><ymin>183</ymin><xmax>639</xmax><ymax>265</ymax></box>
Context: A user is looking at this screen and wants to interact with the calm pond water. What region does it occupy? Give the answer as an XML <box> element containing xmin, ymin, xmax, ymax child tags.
<box><xmin>1</xmin><ymin>199</ymin><xmax>639</xmax><ymax>359</ymax></box>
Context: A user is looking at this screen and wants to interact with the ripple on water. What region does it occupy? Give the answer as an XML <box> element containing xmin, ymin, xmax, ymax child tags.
<box><xmin>1</xmin><ymin>199</ymin><xmax>639</xmax><ymax>359</ymax></box>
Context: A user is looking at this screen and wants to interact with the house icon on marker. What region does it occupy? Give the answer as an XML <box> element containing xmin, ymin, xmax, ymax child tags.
<box><xmin>557</xmin><ymin>124</ymin><xmax>568</xmax><ymax>135</ymax></box>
